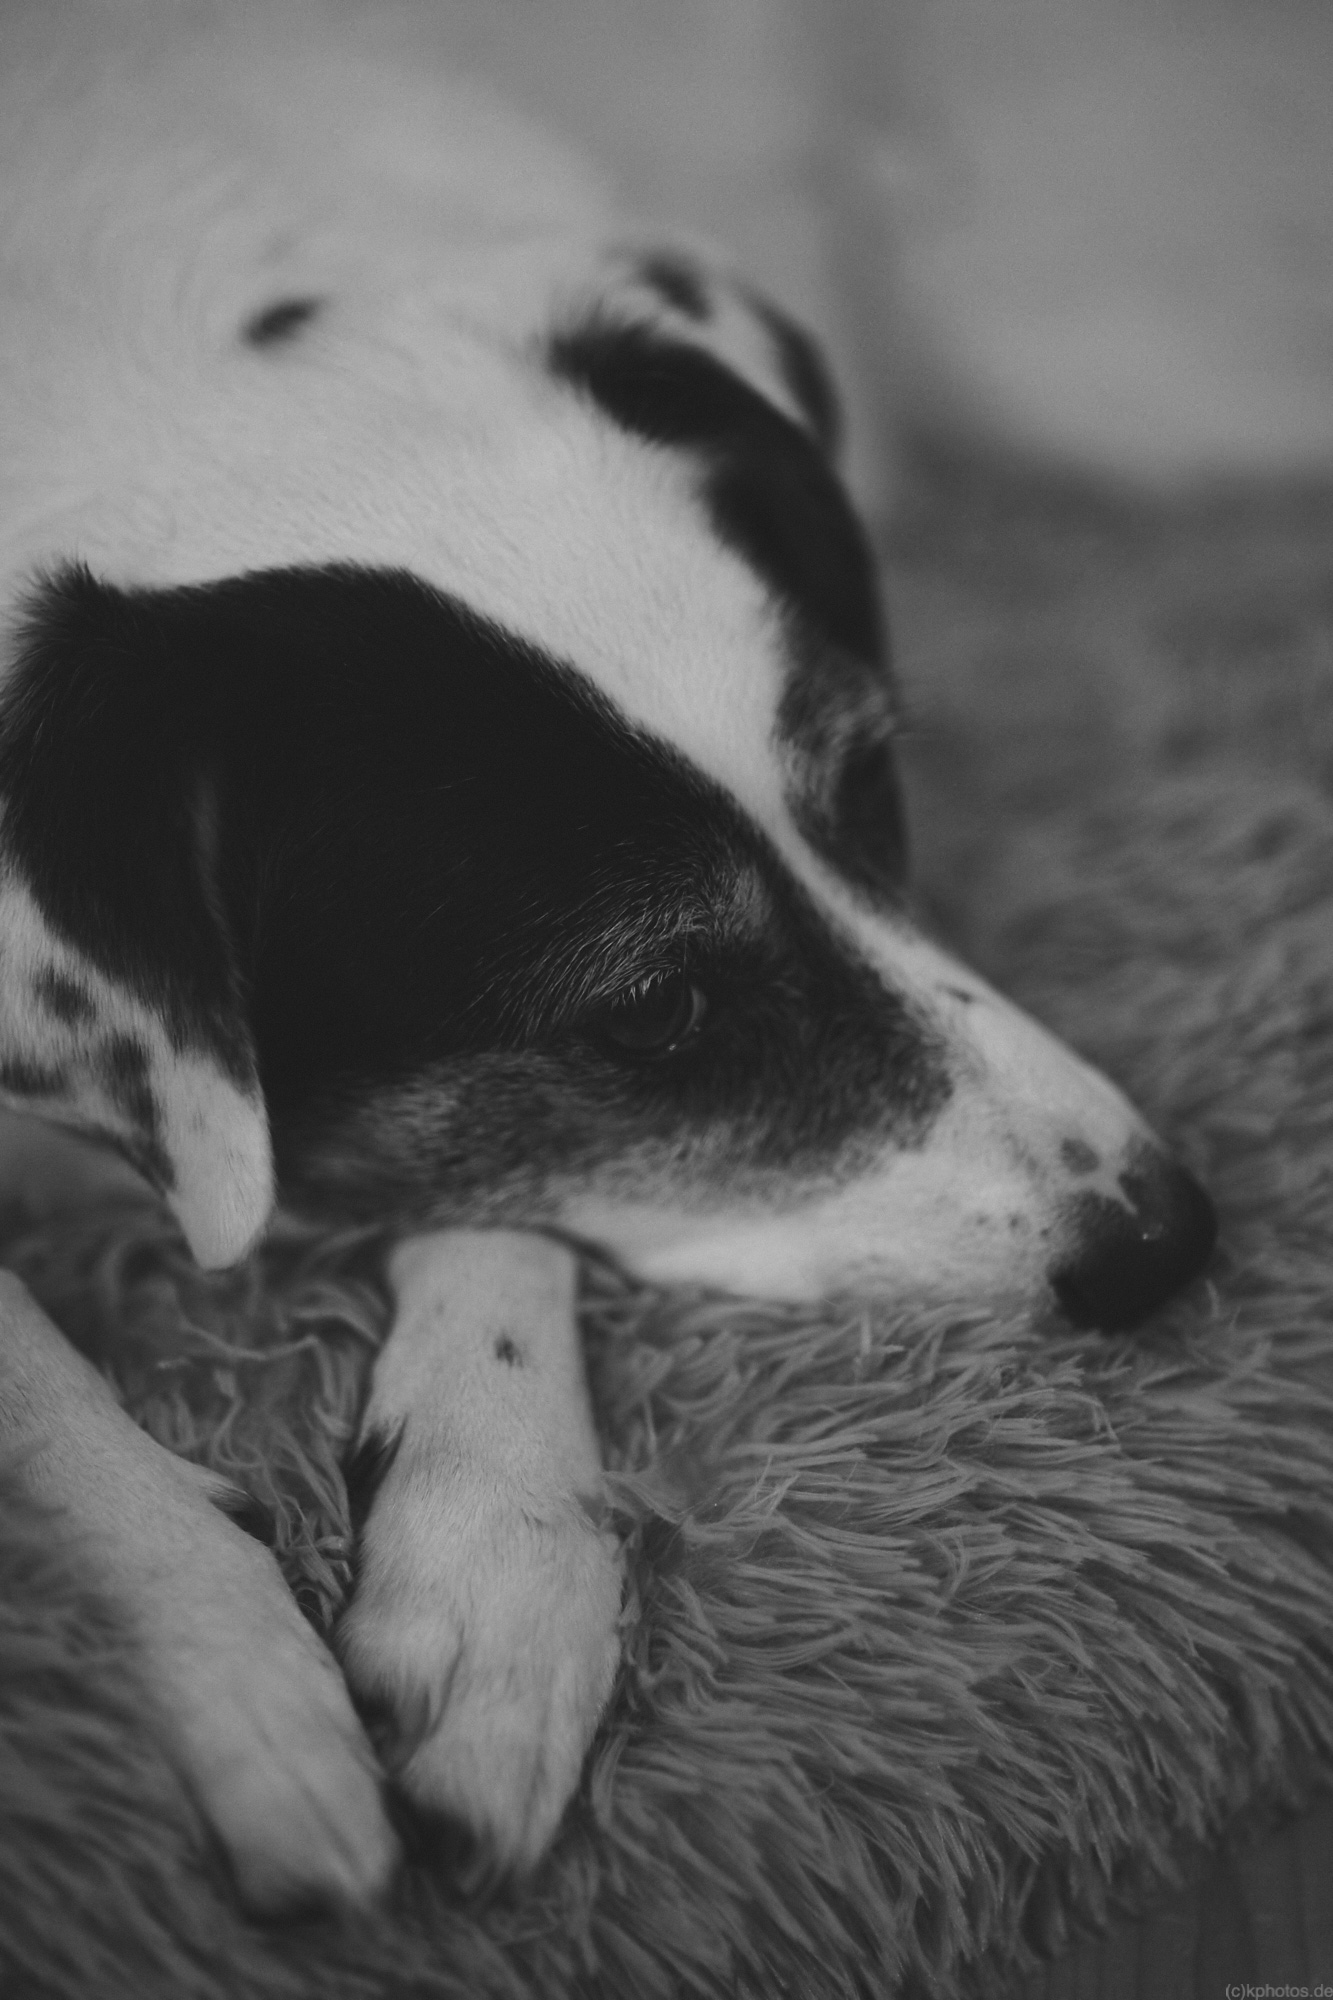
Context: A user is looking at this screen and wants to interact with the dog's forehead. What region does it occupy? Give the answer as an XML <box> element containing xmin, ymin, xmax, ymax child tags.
<box><xmin>460</xmin><ymin>386</ymin><xmax>792</xmax><ymax>830</ymax></box>
<box><xmin>61</xmin><ymin>374</ymin><xmax>775</xmax><ymax>807</ymax></box>
<box><xmin>29</xmin><ymin>306</ymin><xmax>880</xmax><ymax>876</ymax></box>
<box><xmin>432</xmin><ymin>367</ymin><xmax>820</xmax><ymax>848</ymax></box>
<box><xmin>534</xmin><ymin>317</ymin><xmax>889</xmax><ymax>825</ymax></box>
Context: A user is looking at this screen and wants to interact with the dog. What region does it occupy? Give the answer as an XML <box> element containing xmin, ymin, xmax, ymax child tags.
<box><xmin>0</xmin><ymin>0</ymin><xmax>1217</xmax><ymax>1912</ymax></box>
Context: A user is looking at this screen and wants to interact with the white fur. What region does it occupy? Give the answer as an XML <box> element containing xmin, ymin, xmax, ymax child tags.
<box><xmin>0</xmin><ymin>0</ymin><xmax>1188</xmax><ymax>1913</ymax></box>
<box><xmin>338</xmin><ymin>1232</ymin><xmax>621</xmax><ymax>1870</ymax></box>
<box><xmin>0</xmin><ymin>0</ymin><xmax>1152</xmax><ymax>1297</ymax></box>
<box><xmin>563</xmin><ymin>926</ymin><xmax>1155</xmax><ymax>1300</ymax></box>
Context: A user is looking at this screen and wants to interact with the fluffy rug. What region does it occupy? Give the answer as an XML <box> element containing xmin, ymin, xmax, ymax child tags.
<box><xmin>2</xmin><ymin>450</ymin><xmax>1332</xmax><ymax>2000</ymax></box>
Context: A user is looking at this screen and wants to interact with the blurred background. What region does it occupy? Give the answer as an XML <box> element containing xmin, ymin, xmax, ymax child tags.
<box><xmin>440</xmin><ymin>0</ymin><xmax>1333</xmax><ymax>498</ymax></box>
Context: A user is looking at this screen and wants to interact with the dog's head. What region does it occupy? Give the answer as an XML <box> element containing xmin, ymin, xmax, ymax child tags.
<box><xmin>0</xmin><ymin>247</ymin><xmax>1214</xmax><ymax>1326</ymax></box>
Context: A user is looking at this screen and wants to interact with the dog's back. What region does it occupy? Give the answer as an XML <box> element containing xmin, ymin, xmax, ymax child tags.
<box><xmin>1</xmin><ymin>2</ymin><xmax>616</xmax><ymax>604</ymax></box>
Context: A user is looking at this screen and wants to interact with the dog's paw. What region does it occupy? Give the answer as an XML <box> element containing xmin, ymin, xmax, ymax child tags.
<box><xmin>127</xmin><ymin>1461</ymin><xmax>401</xmax><ymax>1912</ymax></box>
<box><xmin>0</xmin><ymin>1274</ymin><xmax>398</xmax><ymax>1913</ymax></box>
<box><xmin>338</xmin><ymin>1470</ymin><xmax>621</xmax><ymax>1873</ymax></box>
<box><xmin>334</xmin><ymin>1228</ymin><xmax>622</xmax><ymax>1875</ymax></box>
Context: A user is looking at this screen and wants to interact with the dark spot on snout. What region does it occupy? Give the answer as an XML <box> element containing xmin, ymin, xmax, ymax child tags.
<box><xmin>242</xmin><ymin>297</ymin><xmax>322</xmax><ymax>348</ymax></box>
<box><xmin>344</xmin><ymin>1422</ymin><xmax>405</xmax><ymax>1537</ymax></box>
<box><xmin>1051</xmin><ymin>1152</ymin><xmax>1217</xmax><ymax>1332</ymax></box>
<box><xmin>494</xmin><ymin>1334</ymin><xmax>523</xmax><ymax>1367</ymax></box>
<box><xmin>33</xmin><ymin>966</ymin><xmax>96</xmax><ymax>1025</ymax></box>
<box><xmin>1059</xmin><ymin>1138</ymin><xmax>1101</xmax><ymax>1176</ymax></box>
<box><xmin>943</xmin><ymin>986</ymin><xmax>976</xmax><ymax>1007</ymax></box>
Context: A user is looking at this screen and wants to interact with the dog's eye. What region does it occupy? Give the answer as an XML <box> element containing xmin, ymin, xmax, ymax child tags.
<box><xmin>594</xmin><ymin>970</ymin><xmax>709</xmax><ymax>1058</ymax></box>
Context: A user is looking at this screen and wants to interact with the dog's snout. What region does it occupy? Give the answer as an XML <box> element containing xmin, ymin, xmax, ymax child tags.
<box><xmin>1050</xmin><ymin>1155</ymin><xmax>1217</xmax><ymax>1332</ymax></box>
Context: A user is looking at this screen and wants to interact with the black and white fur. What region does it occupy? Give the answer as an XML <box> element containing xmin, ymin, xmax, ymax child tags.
<box><xmin>0</xmin><ymin>0</ymin><xmax>1215</xmax><ymax>1909</ymax></box>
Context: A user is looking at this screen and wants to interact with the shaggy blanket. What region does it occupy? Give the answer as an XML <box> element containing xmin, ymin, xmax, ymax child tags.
<box><xmin>2</xmin><ymin>450</ymin><xmax>1332</xmax><ymax>1999</ymax></box>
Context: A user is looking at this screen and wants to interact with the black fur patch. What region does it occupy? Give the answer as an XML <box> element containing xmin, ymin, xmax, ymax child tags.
<box><xmin>637</xmin><ymin>253</ymin><xmax>711</xmax><ymax>322</ymax></box>
<box><xmin>549</xmin><ymin>320</ymin><xmax>899</xmax><ymax>907</ymax></box>
<box><xmin>32</xmin><ymin>966</ymin><xmax>96</xmax><ymax>1026</ymax></box>
<box><xmin>0</xmin><ymin>566</ymin><xmax>260</xmax><ymax>1090</ymax></box>
<box><xmin>778</xmin><ymin>634</ymin><xmax>908</xmax><ymax>904</ymax></box>
<box><xmin>98</xmin><ymin>1033</ymin><xmax>159</xmax><ymax>1136</ymax></box>
<box><xmin>548</xmin><ymin>320</ymin><xmax>880</xmax><ymax>662</ymax></box>
<box><xmin>242</xmin><ymin>297</ymin><xmax>322</xmax><ymax>348</ymax></box>
<box><xmin>345</xmin><ymin>1423</ymin><xmax>406</xmax><ymax>1538</ymax></box>
<box><xmin>5</xmin><ymin>563</ymin><xmax>949</xmax><ymax>1229</ymax></box>
<box><xmin>0</xmin><ymin>1055</ymin><xmax>66</xmax><ymax>1098</ymax></box>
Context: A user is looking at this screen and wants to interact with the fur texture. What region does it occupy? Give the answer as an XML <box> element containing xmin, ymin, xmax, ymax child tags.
<box><xmin>0</xmin><ymin>0</ymin><xmax>1206</xmax><ymax>1323</ymax></box>
<box><xmin>2</xmin><ymin>452</ymin><xmax>1332</xmax><ymax>1997</ymax></box>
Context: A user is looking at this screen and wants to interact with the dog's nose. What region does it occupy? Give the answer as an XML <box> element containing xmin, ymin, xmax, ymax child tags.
<box><xmin>1050</xmin><ymin>1155</ymin><xmax>1217</xmax><ymax>1332</ymax></box>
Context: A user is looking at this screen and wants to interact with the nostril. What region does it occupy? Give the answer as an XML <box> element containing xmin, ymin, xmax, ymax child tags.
<box><xmin>1050</xmin><ymin>1156</ymin><xmax>1217</xmax><ymax>1333</ymax></box>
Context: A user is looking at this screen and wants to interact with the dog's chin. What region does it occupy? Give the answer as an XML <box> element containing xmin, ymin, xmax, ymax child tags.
<box><xmin>555</xmin><ymin>1135</ymin><xmax>1217</xmax><ymax>1335</ymax></box>
<box><xmin>560</xmin><ymin>1205</ymin><xmax>1052</xmax><ymax>1317</ymax></box>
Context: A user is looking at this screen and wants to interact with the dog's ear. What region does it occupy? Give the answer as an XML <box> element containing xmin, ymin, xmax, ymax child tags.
<box><xmin>551</xmin><ymin>257</ymin><xmax>882</xmax><ymax>667</ymax></box>
<box><xmin>0</xmin><ymin>566</ymin><xmax>273</xmax><ymax>1268</ymax></box>
<box><xmin>591</xmin><ymin>244</ymin><xmax>845</xmax><ymax>461</ymax></box>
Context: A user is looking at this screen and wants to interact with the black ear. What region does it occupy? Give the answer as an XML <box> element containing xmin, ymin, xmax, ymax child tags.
<box><xmin>594</xmin><ymin>244</ymin><xmax>845</xmax><ymax>459</ymax></box>
<box><xmin>0</xmin><ymin>565</ymin><xmax>272</xmax><ymax>1266</ymax></box>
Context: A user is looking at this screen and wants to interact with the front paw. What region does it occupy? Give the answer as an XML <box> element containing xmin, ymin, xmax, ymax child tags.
<box><xmin>337</xmin><ymin>1476</ymin><xmax>622</xmax><ymax>1874</ymax></box>
<box><xmin>0</xmin><ymin>1274</ymin><xmax>399</xmax><ymax>1915</ymax></box>
<box><xmin>131</xmin><ymin>1468</ymin><xmax>402</xmax><ymax>1913</ymax></box>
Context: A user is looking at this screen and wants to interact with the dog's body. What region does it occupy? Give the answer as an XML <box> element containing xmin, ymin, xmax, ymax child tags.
<box><xmin>0</xmin><ymin>0</ymin><xmax>1215</xmax><ymax>1909</ymax></box>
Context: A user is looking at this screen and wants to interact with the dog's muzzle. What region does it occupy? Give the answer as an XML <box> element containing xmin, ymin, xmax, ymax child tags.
<box><xmin>1050</xmin><ymin>1150</ymin><xmax>1218</xmax><ymax>1332</ymax></box>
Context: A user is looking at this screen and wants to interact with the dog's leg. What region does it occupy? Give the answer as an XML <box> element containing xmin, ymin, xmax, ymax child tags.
<box><xmin>336</xmin><ymin>1230</ymin><xmax>622</xmax><ymax>1873</ymax></box>
<box><xmin>0</xmin><ymin>1270</ymin><xmax>398</xmax><ymax>1912</ymax></box>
